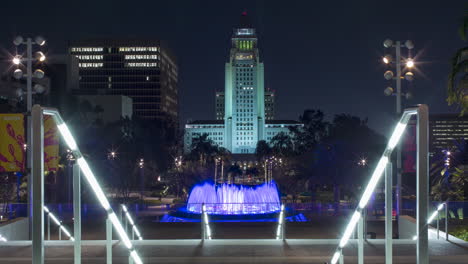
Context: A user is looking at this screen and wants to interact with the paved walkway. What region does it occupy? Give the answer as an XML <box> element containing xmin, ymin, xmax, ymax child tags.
<box><xmin>0</xmin><ymin>239</ymin><xmax>467</xmax><ymax>263</ymax></box>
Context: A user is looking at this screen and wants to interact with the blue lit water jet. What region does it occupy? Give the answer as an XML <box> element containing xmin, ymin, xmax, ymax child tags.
<box><xmin>186</xmin><ymin>181</ymin><xmax>281</xmax><ymax>215</ymax></box>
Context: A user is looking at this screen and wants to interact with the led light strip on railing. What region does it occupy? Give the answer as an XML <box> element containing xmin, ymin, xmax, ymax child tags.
<box><xmin>43</xmin><ymin>206</ymin><xmax>74</xmax><ymax>241</ymax></box>
<box><xmin>412</xmin><ymin>203</ymin><xmax>446</xmax><ymax>240</ymax></box>
<box><xmin>202</xmin><ymin>204</ymin><xmax>212</xmax><ymax>240</ymax></box>
<box><xmin>0</xmin><ymin>234</ymin><xmax>7</xmax><ymax>242</ymax></box>
<box><xmin>43</xmin><ymin>108</ymin><xmax>142</xmax><ymax>264</ymax></box>
<box><xmin>330</xmin><ymin>108</ymin><xmax>418</xmax><ymax>264</ymax></box>
<box><xmin>276</xmin><ymin>204</ymin><xmax>285</xmax><ymax>240</ymax></box>
<box><xmin>122</xmin><ymin>205</ymin><xmax>143</xmax><ymax>240</ymax></box>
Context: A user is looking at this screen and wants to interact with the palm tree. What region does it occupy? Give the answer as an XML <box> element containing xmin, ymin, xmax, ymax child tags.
<box><xmin>255</xmin><ymin>140</ymin><xmax>272</xmax><ymax>161</ymax></box>
<box><xmin>190</xmin><ymin>133</ymin><xmax>218</xmax><ymax>166</ymax></box>
<box><xmin>270</xmin><ymin>132</ymin><xmax>294</xmax><ymax>157</ymax></box>
<box><xmin>447</xmin><ymin>14</ymin><xmax>468</xmax><ymax>115</ymax></box>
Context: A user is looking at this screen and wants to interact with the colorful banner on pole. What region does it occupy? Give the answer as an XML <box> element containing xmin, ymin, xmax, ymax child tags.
<box><xmin>44</xmin><ymin>115</ymin><xmax>59</xmax><ymax>172</ymax></box>
<box><xmin>0</xmin><ymin>114</ymin><xmax>59</xmax><ymax>172</ymax></box>
<box><xmin>0</xmin><ymin>114</ymin><xmax>25</xmax><ymax>172</ymax></box>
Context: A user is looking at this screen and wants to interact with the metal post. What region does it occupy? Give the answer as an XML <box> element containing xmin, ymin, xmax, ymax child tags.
<box><xmin>445</xmin><ymin>203</ymin><xmax>449</xmax><ymax>241</ymax></box>
<box><xmin>59</xmin><ymin>226</ymin><xmax>62</xmax><ymax>240</ymax></box>
<box><xmin>221</xmin><ymin>160</ymin><xmax>224</xmax><ymax>182</ymax></box>
<box><xmin>416</xmin><ymin>105</ymin><xmax>429</xmax><ymax>264</ymax></box>
<box><xmin>73</xmin><ymin>164</ymin><xmax>81</xmax><ymax>264</ymax></box>
<box><xmin>201</xmin><ymin>203</ymin><xmax>205</xmax><ymax>240</ymax></box>
<box><xmin>106</xmin><ymin>217</ymin><xmax>112</xmax><ymax>264</ymax></box>
<box><xmin>358</xmin><ymin>216</ymin><xmax>364</xmax><ymax>264</ymax></box>
<box><xmin>32</xmin><ymin>104</ymin><xmax>44</xmax><ymax>264</ymax></box>
<box><xmin>339</xmin><ymin>249</ymin><xmax>344</xmax><ymax>264</ymax></box>
<box><xmin>129</xmin><ymin>255</ymin><xmax>133</xmax><ymax>264</ymax></box>
<box><xmin>139</xmin><ymin>165</ymin><xmax>144</xmax><ymax>200</ymax></box>
<box><xmin>47</xmin><ymin>213</ymin><xmax>50</xmax><ymax>240</ymax></box>
<box><xmin>132</xmin><ymin>227</ymin><xmax>135</xmax><ymax>241</ymax></box>
<box><xmin>395</xmin><ymin>41</ymin><xmax>403</xmax><ymax>225</ymax></box>
<box><xmin>385</xmin><ymin>162</ymin><xmax>393</xmax><ymax>264</ymax></box>
<box><xmin>437</xmin><ymin>209</ymin><xmax>440</xmax><ymax>239</ymax></box>
<box><xmin>214</xmin><ymin>160</ymin><xmax>218</xmax><ymax>185</ymax></box>
<box><xmin>363</xmin><ymin>208</ymin><xmax>367</xmax><ymax>241</ymax></box>
<box><xmin>26</xmin><ymin>38</ymin><xmax>33</xmax><ymax>240</ymax></box>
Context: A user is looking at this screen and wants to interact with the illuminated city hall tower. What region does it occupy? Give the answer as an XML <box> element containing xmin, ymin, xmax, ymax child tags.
<box><xmin>224</xmin><ymin>13</ymin><xmax>265</xmax><ymax>153</ymax></box>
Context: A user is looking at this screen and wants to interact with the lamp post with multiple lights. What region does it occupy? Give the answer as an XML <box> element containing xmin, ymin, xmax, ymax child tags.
<box><xmin>382</xmin><ymin>39</ymin><xmax>415</xmax><ymax>223</ymax></box>
<box><xmin>12</xmin><ymin>35</ymin><xmax>47</xmax><ymax>238</ymax></box>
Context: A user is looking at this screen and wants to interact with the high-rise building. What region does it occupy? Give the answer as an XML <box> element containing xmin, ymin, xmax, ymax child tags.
<box><xmin>429</xmin><ymin>114</ymin><xmax>468</xmax><ymax>155</ymax></box>
<box><xmin>68</xmin><ymin>39</ymin><xmax>178</xmax><ymax>121</ymax></box>
<box><xmin>184</xmin><ymin>13</ymin><xmax>302</xmax><ymax>154</ymax></box>
<box><xmin>215</xmin><ymin>88</ymin><xmax>275</xmax><ymax>121</ymax></box>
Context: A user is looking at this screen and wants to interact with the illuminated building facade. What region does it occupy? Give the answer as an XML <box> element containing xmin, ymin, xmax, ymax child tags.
<box><xmin>429</xmin><ymin>114</ymin><xmax>468</xmax><ymax>155</ymax></box>
<box><xmin>184</xmin><ymin>13</ymin><xmax>301</xmax><ymax>154</ymax></box>
<box><xmin>69</xmin><ymin>39</ymin><xmax>178</xmax><ymax>120</ymax></box>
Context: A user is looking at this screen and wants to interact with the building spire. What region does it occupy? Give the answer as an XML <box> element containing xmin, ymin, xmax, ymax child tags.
<box><xmin>239</xmin><ymin>11</ymin><xmax>253</xmax><ymax>28</ymax></box>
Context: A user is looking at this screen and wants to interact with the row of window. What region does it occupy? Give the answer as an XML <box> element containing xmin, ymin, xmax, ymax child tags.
<box><xmin>125</xmin><ymin>54</ymin><xmax>159</xmax><ymax>60</ymax></box>
<box><xmin>119</xmin><ymin>47</ymin><xmax>159</xmax><ymax>52</ymax></box>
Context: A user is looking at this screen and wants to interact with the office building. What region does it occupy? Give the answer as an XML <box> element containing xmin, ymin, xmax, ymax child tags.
<box><xmin>69</xmin><ymin>39</ymin><xmax>178</xmax><ymax>121</ymax></box>
<box><xmin>184</xmin><ymin>13</ymin><xmax>301</xmax><ymax>154</ymax></box>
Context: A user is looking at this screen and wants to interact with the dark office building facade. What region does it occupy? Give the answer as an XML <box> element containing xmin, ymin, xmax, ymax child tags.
<box><xmin>69</xmin><ymin>39</ymin><xmax>178</xmax><ymax>121</ymax></box>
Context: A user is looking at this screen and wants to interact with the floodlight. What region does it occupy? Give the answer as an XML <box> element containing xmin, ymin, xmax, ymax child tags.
<box><xmin>406</xmin><ymin>59</ymin><xmax>414</xmax><ymax>68</ymax></box>
<box><xmin>34</xmin><ymin>84</ymin><xmax>46</xmax><ymax>94</ymax></box>
<box><xmin>405</xmin><ymin>40</ymin><xmax>414</xmax><ymax>49</ymax></box>
<box><xmin>405</xmin><ymin>92</ymin><xmax>412</xmax><ymax>100</ymax></box>
<box><xmin>384</xmin><ymin>70</ymin><xmax>394</xmax><ymax>80</ymax></box>
<box><xmin>36</xmin><ymin>51</ymin><xmax>46</xmax><ymax>62</ymax></box>
<box><xmin>13</xmin><ymin>69</ymin><xmax>23</xmax><ymax>79</ymax></box>
<box><xmin>339</xmin><ymin>211</ymin><xmax>361</xmax><ymax>247</ymax></box>
<box><xmin>35</xmin><ymin>36</ymin><xmax>46</xmax><ymax>46</ymax></box>
<box><xmin>12</xmin><ymin>55</ymin><xmax>21</xmax><ymax>65</ymax></box>
<box><xmin>15</xmin><ymin>88</ymin><xmax>24</xmax><ymax>98</ymax></box>
<box><xmin>33</xmin><ymin>69</ymin><xmax>45</xmax><ymax>79</ymax></box>
<box><xmin>405</xmin><ymin>72</ymin><xmax>414</xmax><ymax>81</ymax></box>
<box><xmin>383</xmin><ymin>39</ymin><xmax>393</xmax><ymax>48</ymax></box>
<box><xmin>384</xmin><ymin>87</ymin><xmax>394</xmax><ymax>96</ymax></box>
<box><xmin>383</xmin><ymin>55</ymin><xmax>392</xmax><ymax>64</ymax></box>
<box><xmin>13</xmin><ymin>36</ymin><xmax>24</xmax><ymax>46</ymax></box>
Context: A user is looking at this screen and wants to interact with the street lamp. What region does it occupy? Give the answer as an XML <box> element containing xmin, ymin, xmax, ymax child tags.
<box><xmin>13</xmin><ymin>35</ymin><xmax>47</xmax><ymax>238</ymax></box>
<box><xmin>381</xmin><ymin>38</ymin><xmax>415</xmax><ymax>221</ymax></box>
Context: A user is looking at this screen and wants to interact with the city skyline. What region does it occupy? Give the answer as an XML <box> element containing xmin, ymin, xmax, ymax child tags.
<box><xmin>0</xmin><ymin>1</ymin><xmax>465</xmax><ymax>137</ymax></box>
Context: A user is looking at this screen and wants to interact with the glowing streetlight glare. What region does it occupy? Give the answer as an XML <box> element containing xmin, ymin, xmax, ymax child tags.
<box><xmin>406</xmin><ymin>59</ymin><xmax>414</xmax><ymax>68</ymax></box>
<box><xmin>12</xmin><ymin>56</ymin><xmax>21</xmax><ymax>65</ymax></box>
<box><xmin>383</xmin><ymin>57</ymin><xmax>389</xmax><ymax>64</ymax></box>
<box><xmin>37</xmin><ymin>52</ymin><xmax>46</xmax><ymax>62</ymax></box>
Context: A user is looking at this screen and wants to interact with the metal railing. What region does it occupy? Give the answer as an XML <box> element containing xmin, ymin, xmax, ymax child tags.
<box><xmin>44</xmin><ymin>206</ymin><xmax>74</xmax><ymax>241</ymax></box>
<box><xmin>122</xmin><ymin>205</ymin><xmax>143</xmax><ymax>241</ymax></box>
<box><xmin>330</xmin><ymin>105</ymin><xmax>429</xmax><ymax>264</ymax></box>
<box><xmin>201</xmin><ymin>204</ymin><xmax>212</xmax><ymax>240</ymax></box>
<box><xmin>32</xmin><ymin>105</ymin><xmax>143</xmax><ymax>264</ymax></box>
<box><xmin>276</xmin><ymin>204</ymin><xmax>285</xmax><ymax>240</ymax></box>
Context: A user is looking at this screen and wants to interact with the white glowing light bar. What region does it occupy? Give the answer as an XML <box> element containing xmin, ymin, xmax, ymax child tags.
<box><xmin>77</xmin><ymin>158</ymin><xmax>111</xmax><ymax>210</ymax></box>
<box><xmin>276</xmin><ymin>204</ymin><xmax>285</xmax><ymax>240</ymax></box>
<box><xmin>339</xmin><ymin>211</ymin><xmax>361</xmax><ymax>248</ymax></box>
<box><xmin>0</xmin><ymin>234</ymin><xmax>7</xmax><ymax>242</ymax></box>
<box><xmin>130</xmin><ymin>250</ymin><xmax>143</xmax><ymax>264</ymax></box>
<box><xmin>388</xmin><ymin>122</ymin><xmax>407</xmax><ymax>149</ymax></box>
<box><xmin>109</xmin><ymin>212</ymin><xmax>132</xmax><ymax>249</ymax></box>
<box><xmin>57</xmin><ymin>123</ymin><xmax>78</xmax><ymax>150</ymax></box>
<box><xmin>331</xmin><ymin>251</ymin><xmax>340</xmax><ymax>264</ymax></box>
<box><xmin>427</xmin><ymin>203</ymin><xmax>445</xmax><ymax>224</ymax></box>
<box><xmin>202</xmin><ymin>205</ymin><xmax>212</xmax><ymax>240</ymax></box>
<box><xmin>122</xmin><ymin>204</ymin><xmax>143</xmax><ymax>240</ymax></box>
<box><xmin>44</xmin><ymin>207</ymin><xmax>74</xmax><ymax>241</ymax></box>
<box><xmin>359</xmin><ymin>157</ymin><xmax>389</xmax><ymax>208</ymax></box>
<box><xmin>49</xmin><ymin>110</ymin><xmax>142</xmax><ymax>263</ymax></box>
<box><xmin>412</xmin><ymin>235</ymin><xmax>418</xmax><ymax>240</ymax></box>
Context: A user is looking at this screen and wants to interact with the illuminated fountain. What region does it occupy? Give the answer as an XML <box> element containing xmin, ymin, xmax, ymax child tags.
<box><xmin>186</xmin><ymin>181</ymin><xmax>281</xmax><ymax>215</ymax></box>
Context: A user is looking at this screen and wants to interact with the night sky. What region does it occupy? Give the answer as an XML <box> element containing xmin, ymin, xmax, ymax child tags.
<box><xmin>1</xmin><ymin>0</ymin><xmax>466</xmax><ymax>137</ymax></box>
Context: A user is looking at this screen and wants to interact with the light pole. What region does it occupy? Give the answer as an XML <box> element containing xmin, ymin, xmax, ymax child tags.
<box><xmin>214</xmin><ymin>158</ymin><xmax>219</xmax><ymax>186</ymax></box>
<box><xmin>138</xmin><ymin>158</ymin><xmax>144</xmax><ymax>200</ymax></box>
<box><xmin>12</xmin><ymin>35</ymin><xmax>46</xmax><ymax>239</ymax></box>
<box><xmin>382</xmin><ymin>39</ymin><xmax>415</xmax><ymax>225</ymax></box>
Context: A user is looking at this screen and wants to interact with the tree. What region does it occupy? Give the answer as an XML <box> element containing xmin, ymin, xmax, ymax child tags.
<box><xmin>447</xmin><ymin>14</ymin><xmax>468</xmax><ymax>115</ymax></box>
<box><xmin>270</xmin><ymin>132</ymin><xmax>294</xmax><ymax>157</ymax></box>
<box><xmin>190</xmin><ymin>133</ymin><xmax>218</xmax><ymax>166</ymax></box>
<box><xmin>255</xmin><ymin>140</ymin><xmax>271</xmax><ymax>161</ymax></box>
<box><xmin>290</xmin><ymin>109</ymin><xmax>328</xmax><ymax>153</ymax></box>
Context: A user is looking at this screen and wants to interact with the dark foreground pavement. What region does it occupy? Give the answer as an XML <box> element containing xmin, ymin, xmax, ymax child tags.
<box><xmin>0</xmin><ymin>239</ymin><xmax>467</xmax><ymax>263</ymax></box>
